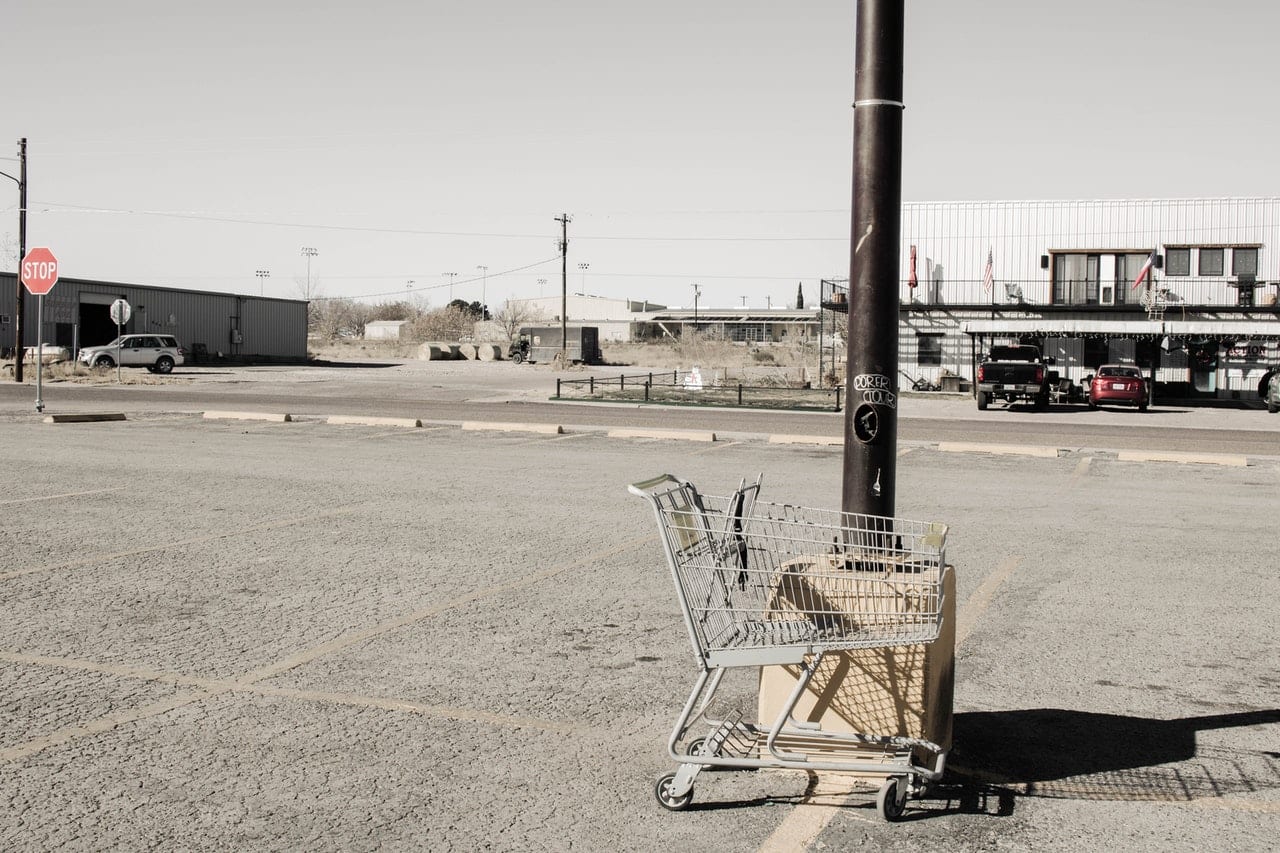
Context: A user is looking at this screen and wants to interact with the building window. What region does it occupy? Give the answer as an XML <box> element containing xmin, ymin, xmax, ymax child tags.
<box><xmin>916</xmin><ymin>333</ymin><xmax>943</xmax><ymax>366</ymax></box>
<box><xmin>1233</xmin><ymin>247</ymin><xmax>1258</xmax><ymax>276</ymax></box>
<box><xmin>1165</xmin><ymin>247</ymin><xmax>1190</xmax><ymax>276</ymax></box>
<box><xmin>1052</xmin><ymin>253</ymin><xmax>1100</xmax><ymax>305</ymax></box>
<box><xmin>1199</xmin><ymin>247</ymin><xmax>1224</xmax><ymax>276</ymax></box>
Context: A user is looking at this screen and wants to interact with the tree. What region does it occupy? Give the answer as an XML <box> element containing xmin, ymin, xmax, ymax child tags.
<box><xmin>493</xmin><ymin>299</ymin><xmax>546</xmax><ymax>341</ymax></box>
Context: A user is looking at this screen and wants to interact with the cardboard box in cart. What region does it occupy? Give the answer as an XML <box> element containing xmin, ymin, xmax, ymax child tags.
<box><xmin>758</xmin><ymin>566</ymin><xmax>955</xmax><ymax>758</ymax></box>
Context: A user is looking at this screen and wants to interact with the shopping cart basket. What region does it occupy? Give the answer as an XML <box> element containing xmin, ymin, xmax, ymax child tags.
<box><xmin>629</xmin><ymin>473</ymin><xmax>952</xmax><ymax>821</ymax></box>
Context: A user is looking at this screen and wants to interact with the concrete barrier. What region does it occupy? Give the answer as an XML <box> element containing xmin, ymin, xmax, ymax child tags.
<box><xmin>43</xmin><ymin>413</ymin><xmax>127</xmax><ymax>424</ymax></box>
<box><xmin>203</xmin><ymin>411</ymin><xmax>293</xmax><ymax>423</ymax></box>
<box><xmin>1117</xmin><ymin>450</ymin><xmax>1248</xmax><ymax>467</ymax></box>
<box><xmin>768</xmin><ymin>434</ymin><xmax>842</xmax><ymax>446</ymax></box>
<box><xmin>607</xmin><ymin>427</ymin><xmax>717</xmax><ymax>443</ymax></box>
<box><xmin>462</xmin><ymin>421</ymin><xmax>563</xmax><ymax>435</ymax></box>
<box><xmin>938</xmin><ymin>442</ymin><xmax>1061</xmax><ymax>458</ymax></box>
<box><xmin>327</xmin><ymin>415</ymin><xmax>422</xmax><ymax>429</ymax></box>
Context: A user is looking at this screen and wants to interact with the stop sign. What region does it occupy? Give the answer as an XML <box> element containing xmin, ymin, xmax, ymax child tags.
<box><xmin>21</xmin><ymin>247</ymin><xmax>59</xmax><ymax>295</ymax></box>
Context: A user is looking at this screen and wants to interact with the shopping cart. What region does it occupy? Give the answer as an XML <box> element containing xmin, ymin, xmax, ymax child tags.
<box><xmin>629</xmin><ymin>473</ymin><xmax>952</xmax><ymax>821</ymax></box>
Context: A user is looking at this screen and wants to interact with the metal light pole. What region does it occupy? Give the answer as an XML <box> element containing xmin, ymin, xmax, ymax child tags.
<box><xmin>842</xmin><ymin>0</ymin><xmax>905</xmax><ymax>519</ymax></box>
<box><xmin>691</xmin><ymin>283</ymin><xmax>701</xmax><ymax>332</ymax></box>
<box><xmin>301</xmin><ymin>246</ymin><xmax>318</xmax><ymax>297</ymax></box>
<box><xmin>1</xmin><ymin>138</ymin><xmax>27</xmax><ymax>382</ymax></box>
<box><xmin>476</xmin><ymin>265</ymin><xmax>488</xmax><ymax>319</ymax></box>
<box><xmin>256</xmin><ymin>269</ymin><xmax>270</xmax><ymax>297</ymax></box>
<box><xmin>577</xmin><ymin>262</ymin><xmax>589</xmax><ymax>293</ymax></box>
<box><xmin>537</xmin><ymin>278</ymin><xmax>547</xmax><ymax>297</ymax></box>
<box><xmin>443</xmin><ymin>272</ymin><xmax>457</xmax><ymax>302</ymax></box>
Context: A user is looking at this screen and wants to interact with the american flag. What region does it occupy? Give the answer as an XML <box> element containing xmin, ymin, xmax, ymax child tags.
<box><xmin>908</xmin><ymin>245</ymin><xmax>918</xmax><ymax>289</ymax></box>
<box><xmin>1132</xmin><ymin>247</ymin><xmax>1157</xmax><ymax>290</ymax></box>
<box><xmin>981</xmin><ymin>247</ymin><xmax>994</xmax><ymax>292</ymax></box>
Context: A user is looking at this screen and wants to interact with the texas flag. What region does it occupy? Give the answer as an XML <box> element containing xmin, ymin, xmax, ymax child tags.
<box><xmin>1132</xmin><ymin>247</ymin><xmax>1157</xmax><ymax>290</ymax></box>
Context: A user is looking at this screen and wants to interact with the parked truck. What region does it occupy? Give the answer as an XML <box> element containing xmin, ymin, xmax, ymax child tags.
<box><xmin>976</xmin><ymin>344</ymin><xmax>1052</xmax><ymax>410</ymax></box>
<box><xmin>508</xmin><ymin>325</ymin><xmax>603</xmax><ymax>365</ymax></box>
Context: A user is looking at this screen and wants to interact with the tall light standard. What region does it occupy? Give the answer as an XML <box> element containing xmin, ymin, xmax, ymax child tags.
<box><xmin>577</xmin><ymin>262</ymin><xmax>589</xmax><ymax>293</ymax></box>
<box><xmin>256</xmin><ymin>269</ymin><xmax>270</xmax><ymax>296</ymax></box>
<box><xmin>691</xmin><ymin>283</ymin><xmax>701</xmax><ymax>332</ymax></box>
<box><xmin>443</xmin><ymin>272</ymin><xmax>457</xmax><ymax>302</ymax></box>
<box><xmin>1</xmin><ymin>138</ymin><xmax>27</xmax><ymax>382</ymax></box>
<box><xmin>476</xmin><ymin>265</ymin><xmax>488</xmax><ymax>319</ymax></box>
<box><xmin>537</xmin><ymin>278</ymin><xmax>547</xmax><ymax>297</ymax></box>
<box><xmin>300</xmin><ymin>246</ymin><xmax>318</xmax><ymax>297</ymax></box>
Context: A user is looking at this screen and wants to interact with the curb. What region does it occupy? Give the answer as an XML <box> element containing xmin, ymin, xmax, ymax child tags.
<box><xmin>462</xmin><ymin>421</ymin><xmax>563</xmax><ymax>435</ymax></box>
<box><xmin>43</xmin><ymin>413</ymin><xmax>127</xmax><ymax>424</ymax></box>
<box><xmin>203</xmin><ymin>411</ymin><xmax>293</xmax><ymax>423</ymax></box>
<box><xmin>607</xmin><ymin>427</ymin><xmax>717</xmax><ymax>443</ymax></box>
<box><xmin>1116</xmin><ymin>450</ymin><xmax>1248</xmax><ymax>467</ymax></box>
<box><xmin>328</xmin><ymin>415</ymin><xmax>422</xmax><ymax>428</ymax></box>
<box><xmin>938</xmin><ymin>442</ymin><xmax>1062</xmax><ymax>458</ymax></box>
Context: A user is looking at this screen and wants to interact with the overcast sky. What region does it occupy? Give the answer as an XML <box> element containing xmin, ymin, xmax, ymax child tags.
<box><xmin>4</xmin><ymin>1</ymin><xmax>1278</xmax><ymax>310</ymax></box>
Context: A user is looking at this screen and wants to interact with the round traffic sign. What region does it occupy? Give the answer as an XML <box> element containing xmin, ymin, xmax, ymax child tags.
<box><xmin>21</xmin><ymin>247</ymin><xmax>59</xmax><ymax>295</ymax></box>
<box><xmin>110</xmin><ymin>299</ymin><xmax>132</xmax><ymax>326</ymax></box>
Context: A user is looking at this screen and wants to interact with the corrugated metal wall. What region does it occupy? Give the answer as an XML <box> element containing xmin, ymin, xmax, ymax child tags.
<box><xmin>901</xmin><ymin>197</ymin><xmax>1280</xmax><ymax>303</ymax></box>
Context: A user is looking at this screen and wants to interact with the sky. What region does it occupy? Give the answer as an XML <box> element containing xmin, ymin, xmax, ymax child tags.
<box><xmin>4</xmin><ymin>0</ymin><xmax>1280</xmax><ymax>312</ymax></box>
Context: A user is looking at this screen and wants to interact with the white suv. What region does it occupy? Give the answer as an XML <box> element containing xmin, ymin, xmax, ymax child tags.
<box><xmin>79</xmin><ymin>335</ymin><xmax>186</xmax><ymax>374</ymax></box>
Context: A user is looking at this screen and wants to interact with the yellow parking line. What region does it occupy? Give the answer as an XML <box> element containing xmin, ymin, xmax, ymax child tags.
<box><xmin>0</xmin><ymin>487</ymin><xmax>125</xmax><ymax>506</ymax></box>
<box><xmin>0</xmin><ymin>535</ymin><xmax>654</xmax><ymax>762</ymax></box>
<box><xmin>0</xmin><ymin>506</ymin><xmax>363</xmax><ymax>581</ymax></box>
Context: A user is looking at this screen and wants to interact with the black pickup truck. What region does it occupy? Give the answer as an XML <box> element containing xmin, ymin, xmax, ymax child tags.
<box><xmin>976</xmin><ymin>345</ymin><xmax>1051</xmax><ymax>410</ymax></box>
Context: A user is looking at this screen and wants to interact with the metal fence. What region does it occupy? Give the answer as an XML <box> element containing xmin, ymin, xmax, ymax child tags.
<box><xmin>555</xmin><ymin>371</ymin><xmax>843</xmax><ymax>412</ymax></box>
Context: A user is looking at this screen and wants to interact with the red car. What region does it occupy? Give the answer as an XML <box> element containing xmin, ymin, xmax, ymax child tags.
<box><xmin>1089</xmin><ymin>364</ymin><xmax>1148</xmax><ymax>411</ymax></box>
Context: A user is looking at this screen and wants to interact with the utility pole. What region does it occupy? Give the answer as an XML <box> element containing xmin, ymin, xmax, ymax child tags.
<box><xmin>691</xmin><ymin>283</ymin><xmax>701</xmax><ymax>331</ymax></box>
<box><xmin>842</xmin><ymin>0</ymin><xmax>905</xmax><ymax>519</ymax></box>
<box><xmin>556</xmin><ymin>213</ymin><xmax>571</xmax><ymax>363</ymax></box>
<box><xmin>2</xmin><ymin>139</ymin><xmax>28</xmax><ymax>383</ymax></box>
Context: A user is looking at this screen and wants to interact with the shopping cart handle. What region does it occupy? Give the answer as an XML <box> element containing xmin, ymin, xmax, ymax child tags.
<box><xmin>627</xmin><ymin>473</ymin><xmax>685</xmax><ymax>498</ymax></box>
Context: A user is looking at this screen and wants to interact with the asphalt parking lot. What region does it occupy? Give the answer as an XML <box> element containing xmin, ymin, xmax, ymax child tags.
<box><xmin>1</xmin><ymin>409</ymin><xmax>1277</xmax><ymax>851</ymax></box>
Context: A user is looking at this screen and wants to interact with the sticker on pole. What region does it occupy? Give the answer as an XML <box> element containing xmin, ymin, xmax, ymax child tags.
<box><xmin>110</xmin><ymin>299</ymin><xmax>131</xmax><ymax>326</ymax></box>
<box><xmin>20</xmin><ymin>247</ymin><xmax>59</xmax><ymax>295</ymax></box>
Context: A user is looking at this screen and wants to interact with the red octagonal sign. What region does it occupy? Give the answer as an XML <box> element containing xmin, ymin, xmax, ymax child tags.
<box><xmin>21</xmin><ymin>247</ymin><xmax>59</xmax><ymax>295</ymax></box>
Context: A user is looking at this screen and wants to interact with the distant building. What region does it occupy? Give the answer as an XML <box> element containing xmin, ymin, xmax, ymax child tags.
<box><xmin>363</xmin><ymin>320</ymin><xmax>408</xmax><ymax>341</ymax></box>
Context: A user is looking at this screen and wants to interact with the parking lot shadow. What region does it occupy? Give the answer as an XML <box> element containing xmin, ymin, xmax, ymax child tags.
<box><xmin>947</xmin><ymin>707</ymin><xmax>1280</xmax><ymax>803</ymax></box>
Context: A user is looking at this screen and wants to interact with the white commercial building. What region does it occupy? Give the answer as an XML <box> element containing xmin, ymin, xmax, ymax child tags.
<box><xmin>822</xmin><ymin>197</ymin><xmax>1280</xmax><ymax>400</ymax></box>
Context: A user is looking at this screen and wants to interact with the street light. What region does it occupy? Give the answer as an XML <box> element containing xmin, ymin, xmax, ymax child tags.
<box><xmin>443</xmin><ymin>272</ymin><xmax>457</xmax><ymax>301</ymax></box>
<box><xmin>256</xmin><ymin>269</ymin><xmax>270</xmax><ymax>296</ymax></box>
<box><xmin>1</xmin><ymin>138</ymin><xmax>27</xmax><ymax>382</ymax></box>
<box><xmin>300</xmin><ymin>246</ymin><xmax>318</xmax><ymax>298</ymax></box>
<box><xmin>691</xmin><ymin>283</ymin><xmax>701</xmax><ymax>332</ymax></box>
<box><xmin>577</xmin><ymin>262</ymin><xmax>589</xmax><ymax>293</ymax></box>
<box><xmin>476</xmin><ymin>265</ymin><xmax>488</xmax><ymax>319</ymax></box>
<box><xmin>537</xmin><ymin>278</ymin><xmax>547</xmax><ymax>297</ymax></box>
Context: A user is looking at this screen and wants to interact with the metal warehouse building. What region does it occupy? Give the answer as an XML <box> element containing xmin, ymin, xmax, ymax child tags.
<box><xmin>1</xmin><ymin>274</ymin><xmax>308</xmax><ymax>363</ymax></box>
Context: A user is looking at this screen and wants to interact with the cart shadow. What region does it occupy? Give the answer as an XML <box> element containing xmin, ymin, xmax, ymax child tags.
<box><xmin>945</xmin><ymin>707</ymin><xmax>1280</xmax><ymax>804</ymax></box>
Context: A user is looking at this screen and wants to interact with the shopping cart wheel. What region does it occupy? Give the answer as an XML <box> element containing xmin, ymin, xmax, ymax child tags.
<box><xmin>654</xmin><ymin>773</ymin><xmax>693</xmax><ymax>811</ymax></box>
<box><xmin>876</xmin><ymin>777</ymin><xmax>908</xmax><ymax>822</ymax></box>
